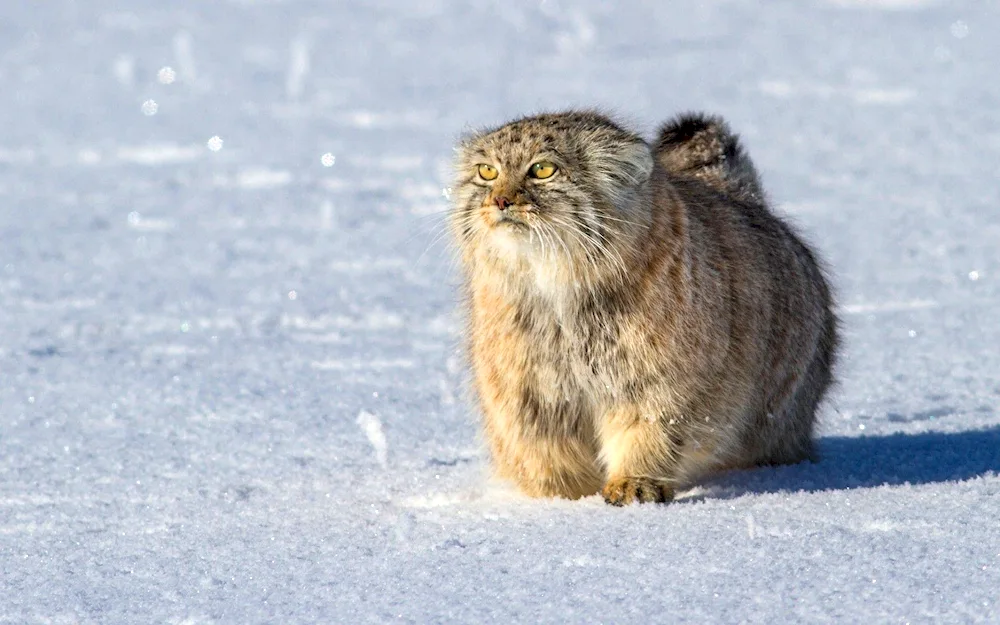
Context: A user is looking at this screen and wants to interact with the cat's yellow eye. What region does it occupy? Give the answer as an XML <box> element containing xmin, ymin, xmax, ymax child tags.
<box><xmin>478</xmin><ymin>164</ymin><xmax>498</xmax><ymax>181</ymax></box>
<box><xmin>529</xmin><ymin>162</ymin><xmax>557</xmax><ymax>179</ymax></box>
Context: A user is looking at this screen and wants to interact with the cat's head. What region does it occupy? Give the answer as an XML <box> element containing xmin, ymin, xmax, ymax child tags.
<box><xmin>451</xmin><ymin>111</ymin><xmax>653</xmax><ymax>283</ymax></box>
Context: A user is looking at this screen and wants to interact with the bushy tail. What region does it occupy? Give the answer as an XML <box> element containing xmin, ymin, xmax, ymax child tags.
<box><xmin>654</xmin><ymin>113</ymin><xmax>766</xmax><ymax>204</ymax></box>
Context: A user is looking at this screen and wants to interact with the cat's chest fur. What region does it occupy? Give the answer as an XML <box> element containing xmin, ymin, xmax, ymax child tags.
<box><xmin>516</xmin><ymin>285</ymin><xmax>632</xmax><ymax>400</ymax></box>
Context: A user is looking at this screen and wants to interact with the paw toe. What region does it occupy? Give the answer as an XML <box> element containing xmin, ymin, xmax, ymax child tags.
<box><xmin>602</xmin><ymin>477</ymin><xmax>674</xmax><ymax>506</ymax></box>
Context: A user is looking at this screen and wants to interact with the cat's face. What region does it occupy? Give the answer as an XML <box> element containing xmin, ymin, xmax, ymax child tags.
<box><xmin>451</xmin><ymin>112</ymin><xmax>653</xmax><ymax>278</ymax></box>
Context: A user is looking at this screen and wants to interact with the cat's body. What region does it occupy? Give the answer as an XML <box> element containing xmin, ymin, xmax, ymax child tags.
<box><xmin>450</xmin><ymin>111</ymin><xmax>837</xmax><ymax>505</ymax></box>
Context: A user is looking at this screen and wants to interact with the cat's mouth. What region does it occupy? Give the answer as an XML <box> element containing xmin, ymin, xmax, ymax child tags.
<box><xmin>484</xmin><ymin>206</ymin><xmax>532</xmax><ymax>230</ymax></box>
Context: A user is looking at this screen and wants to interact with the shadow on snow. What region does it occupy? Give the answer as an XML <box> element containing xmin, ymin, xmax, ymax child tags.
<box><xmin>692</xmin><ymin>425</ymin><xmax>1000</xmax><ymax>501</ymax></box>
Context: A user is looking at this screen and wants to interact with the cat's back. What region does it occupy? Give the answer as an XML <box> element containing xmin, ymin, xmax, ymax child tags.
<box><xmin>658</xmin><ymin>167</ymin><xmax>832</xmax><ymax>332</ymax></box>
<box><xmin>652</xmin><ymin>116</ymin><xmax>832</xmax><ymax>311</ymax></box>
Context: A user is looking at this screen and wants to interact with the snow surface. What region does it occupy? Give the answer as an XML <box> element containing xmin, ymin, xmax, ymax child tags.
<box><xmin>2</xmin><ymin>1</ymin><xmax>999</xmax><ymax>623</ymax></box>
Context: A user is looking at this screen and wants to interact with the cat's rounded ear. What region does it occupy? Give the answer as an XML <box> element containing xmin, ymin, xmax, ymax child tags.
<box><xmin>452</xmin><ymin>130</ymin><xmax>485</xmax><ymax>174</ymax></box>
<box><xmin>588</xmin><ymin>136</ymin><xmax>654</xmax><ymax>200</ymax></box>
<box><xmin>614</xmin><ymin>139</ymin><xmax>654</xmax><ymax>188</ymax></box>
<box><xmin>453</xmin><ymin>131</ymin><xmax>476</xmax><ymax>157</ymax></box>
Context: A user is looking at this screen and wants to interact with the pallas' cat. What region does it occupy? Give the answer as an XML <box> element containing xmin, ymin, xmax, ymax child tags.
<box><xmin>449</xmin><ymin>111</ymin><xmax>838</xmax><ymax>505</ymax></box>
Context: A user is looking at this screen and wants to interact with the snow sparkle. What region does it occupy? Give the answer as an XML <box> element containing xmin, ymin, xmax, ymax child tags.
<box><xmin>157</xmin><ymin>66</ymin><xmax>177</xmax><ymax>84</ymax></box>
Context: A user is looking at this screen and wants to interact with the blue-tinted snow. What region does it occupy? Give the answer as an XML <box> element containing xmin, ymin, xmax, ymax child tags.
<box><xmin>2</xmin><ymin>1</ymin><xmax>999</xmax><ymax>622</ymax></box>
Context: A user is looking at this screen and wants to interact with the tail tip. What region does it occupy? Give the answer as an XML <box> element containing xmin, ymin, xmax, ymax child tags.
<box><xmin>655</xmin><ymin>112</ymin><xmax>765</xmax><ymax>203</ymax></box>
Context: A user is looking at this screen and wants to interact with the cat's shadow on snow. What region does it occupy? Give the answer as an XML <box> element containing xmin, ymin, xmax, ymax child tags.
<box><xmin>688</xmin><ymin>425</ymin><xmax>1000</xmax><ymax>501</ymax></box>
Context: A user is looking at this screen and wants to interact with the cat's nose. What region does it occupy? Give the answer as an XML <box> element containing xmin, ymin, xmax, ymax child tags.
<box><xmin>494</xmin><ymin>196</ymin><xmax>511</xmax><ymax>211</ymax></box>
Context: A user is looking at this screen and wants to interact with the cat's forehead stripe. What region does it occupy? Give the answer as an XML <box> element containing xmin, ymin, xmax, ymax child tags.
<box><xmin>480</xmin><ymin>112</ymin><xmax>639</xmax><ymax>144</ymax></box>
<box><xmin>460</xmin><ymin>111</ymin><xmax>644</xmax><ymax>171</ymax></box>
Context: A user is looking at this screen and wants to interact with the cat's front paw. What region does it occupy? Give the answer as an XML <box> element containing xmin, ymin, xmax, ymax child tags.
<box><xmin>602</xmin><ymin>477</ymin><xmax>674</xmax><ymax>506</ymax></box>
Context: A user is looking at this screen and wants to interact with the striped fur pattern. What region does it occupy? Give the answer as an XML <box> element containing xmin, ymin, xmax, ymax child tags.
<box><xmin>450</xmin><ymin>111</ymin><xmax>838</xmax><ymax>505</ymax></box>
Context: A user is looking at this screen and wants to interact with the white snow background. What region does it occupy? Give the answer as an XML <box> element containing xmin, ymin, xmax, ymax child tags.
<box><xmin>2</xmin><ymin>1</ymin><xmax>999</xmax><ymax>623</ymax></box>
